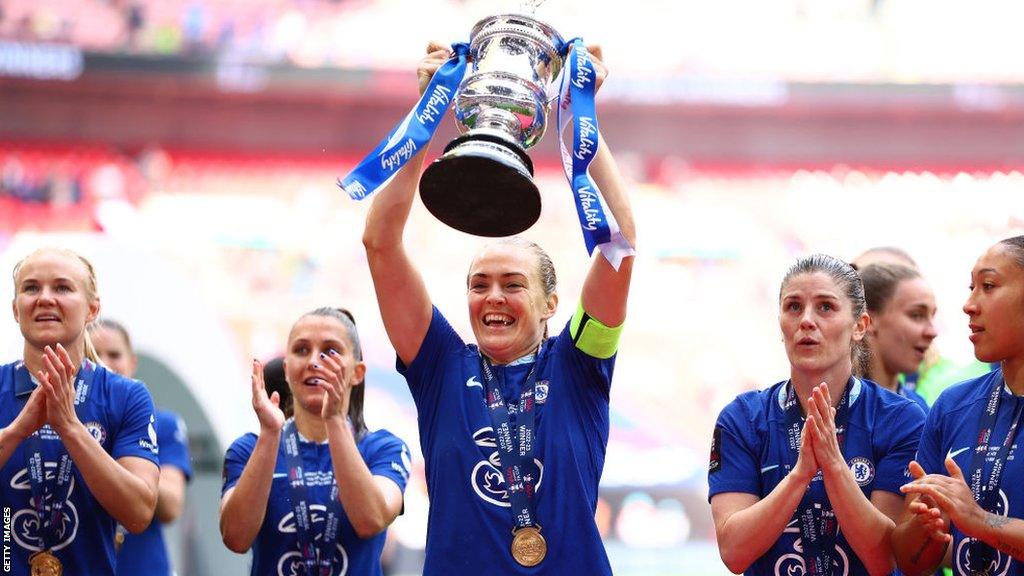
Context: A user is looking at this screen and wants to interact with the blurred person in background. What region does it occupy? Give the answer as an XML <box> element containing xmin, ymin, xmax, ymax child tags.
<box><xmin>362</xmin><ymin>42</ymin><xmax>635</xmax><ymax>574</ymax></box>
<box><xmin>853</xmin><ymin>246</ymin><xmax>991</xmax><ymax>407</ymax></box>
<box><xmin>89</xmin><ymin>318</ymin><xmax>193</xmax><ymax>576</ymax></box>
<box><xmin>220</xmin><ymin>307</ymin><xmax>411</xmax><ymax>575</ymax></box>
<box><xmin>0</xmin><ymin>247</ymin><xmax>160</xmax><ymax>575</ymax></box>
<box><xmin>709</xmin><ymin>254</ymin><xmax>926</xmax><ymax>575</ymax></box>
<box><xmin>895</xmin><ymin>235</ymin><xmax>1024</xmax><ymax>575</ymax></box>
<box><xmin>858</xmin><ymin>262</ymin><xmax>937</xmax><ymax>413</ymax></box>
<box><xmin>262</xmin><ymin>355</ymin><xmax>293</xmax><ymax>418</ymax></box>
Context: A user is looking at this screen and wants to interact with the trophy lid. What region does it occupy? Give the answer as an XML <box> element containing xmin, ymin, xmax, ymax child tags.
<box><xmin>469</xmin><ymin>13</ymin><xmax>565</xmax><ymax>66</ymax></box>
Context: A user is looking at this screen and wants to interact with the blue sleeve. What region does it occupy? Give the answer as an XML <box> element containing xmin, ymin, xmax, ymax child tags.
<box><xmin>873</xmin><ymin>401</ymin><xmax>926</xmax><ymax>494</ymax></box>
<box><xmin>364</xmin><ymin>431</ymin><xmax>412</xmax><ymax>494</ymax></box>
<box><xmin>916</xmin><ymin>397</ymin><xmax>946</xmax><ymax>475</ymax></box>
<box><xmin>396</xmin><ymin>306</ymin><xmax>464</xmax><ymax>407</ymax></box>
<box><xmin>222</xmin><ymin>433</ymin><xmax>258</xmax><ymax>494</ymax></box>
<box><xmin>156</xmin><ymin>410</ymin><xmax>193</xmax><ymax>480</ymax></box>
<box><xmin>707</xmin><ymin>397</ymin><xmax>761</xmax><ymax>500</ymax></box>
<box><xmin>111</xmin><ymin>380</ymin><xmax>160</xmax><ymax>465</ymax></box>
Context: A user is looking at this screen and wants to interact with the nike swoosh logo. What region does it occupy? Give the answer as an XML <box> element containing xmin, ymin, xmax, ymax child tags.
<box><xmin>947</xmin><ymin>446</ymin><xmax>970</xmax><ymax>460</ymax></box>
<box><xmin>760</xmin><ymin>464</ymin><xmax>780</xmax><ymax>474</ymax></box>
<box><xmin>466</xmin><ymin>376</ymin><xmax>483</xmax><ymax>389</ymax></box>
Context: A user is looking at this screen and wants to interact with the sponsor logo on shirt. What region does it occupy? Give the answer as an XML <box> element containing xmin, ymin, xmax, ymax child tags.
<box><xmin>775</xmin><ymin>519</ymin><xmax>851</xmax><ymax>576</ymax></box>
<box><xmin>274</xmin><ymin>504</ymin><xmax>350</xmax><ymax>576</ymax></box>
<box><xmin>138</xmin><ymin>414</ymin><xmax>159</xmax><ymax>455</ymax></box>
<box><xmin>954</xmin><ymin>489</ymin><xmax>1010</xmax><ymax>576</ymax></box>
<box><xmin>8</xmin><ymin>464</ymin><xmax>80</xmax><ymax>552</ymax></box>
<box><xmin>469</xmin><ymin>428</ymin><xmax>544</xmax><ymax>508</ymax></box>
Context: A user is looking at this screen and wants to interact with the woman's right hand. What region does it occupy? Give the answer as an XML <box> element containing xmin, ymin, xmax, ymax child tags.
<box><xmin>792</xmin><ymin>416</ymin><xmax>820</xmax><ymax>484</ymax></box>
<box><xmin>251</xmin><ymin>359</ymin><xmax>284</xmax><ymax>434</ymax></box>
<box><xmin>418</xmin><ymin>41</ymin><xmax>454</xmax><ymax>96</ymax></box>
<box><xmin>9</xmin><ymin>384</ymin><xmax>47</xmax><ymax>440</ymax></box>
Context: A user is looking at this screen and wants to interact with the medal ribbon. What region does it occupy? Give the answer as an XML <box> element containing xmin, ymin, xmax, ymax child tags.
<box><xmin>966</xmin><ymin>373</ymin><xmax>1024</xmax><ymax>571</ymax></box>
<box><xmin>780</xmin><ymin>379</ymin><xmax>853</xmax><ymax>575</ymax></box>
<box><xmin>281</xmin><ymin>420</ymin><xmax>344</xmax><ymax>576</ymax></box>
<box><xmin>556</xmin><ymin>38</ymin><xmax>635</xmax><ymax>270</ymax></box>
<box><xmin>478</xmin><ymin>346</ymin><xmax>546</xmax><ymax>535</ymax></box>
<box><xmin>20</xmin><ymin>361</ymin><xmax>95</xmax><ymax>551</ymax></box>
<box><xmin>338</xmin><ymin>43</ymin><xmax>470</xmax><ymax>200</ymax></box>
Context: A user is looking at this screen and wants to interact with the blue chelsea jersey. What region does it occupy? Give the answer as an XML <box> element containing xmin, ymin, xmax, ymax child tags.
<box><xmin>708</xmin><ymin>378</ymin><xmax>926</xmax><ymax>576</ymax></box>
<box><xmin>397</xmin><ymin>307</ymin><xmax>616</xmax><ymax>575</ymax></box>
<box><xmin>222</xmin><ymin>427</ymin><xmax>411</xmax><ymax>576</ymax></box>
<box><xmin>116</xmin><ymin>408</ymin><xmax>194</xmax><ymax>576</ymax></box>
<box><xmin>917</xmin><ymin>368</ymin><xmax>1024</xmax><ymax>576</ymax></box>
<box><xmin>0</xmin><ymin>360</ymin><xmax>160</xmax><ymax>576</ymax></box>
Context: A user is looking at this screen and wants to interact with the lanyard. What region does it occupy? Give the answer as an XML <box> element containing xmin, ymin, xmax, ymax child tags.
<box><xmin>479</xmin><ymin>345</ymin><xmax>546</xmax><ymax>532</ymax></box>
<box><xmin>966</xmin><ymin>376</ymin><xmax>1024</xmax><ymax>572</ymax></box>
<box><xmin>281</xmin><ymin>420</ymin><xmax>343</xmax><ymax>576</ymax></box>
<box><xmin>18</xmin><ymin>361</ymin><xmax>94</xmax><ymax>550</ymax></box>
<box><xmin>780</xmin><ymin>379</ymin><xmax>853</xmax><ymax>575</ymax></box>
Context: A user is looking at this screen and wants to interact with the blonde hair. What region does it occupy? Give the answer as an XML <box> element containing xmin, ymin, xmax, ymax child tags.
<box><xmin>13</xmin><ymin>247</ymin><xmax>101</xmax><ymax>363</ymax></box>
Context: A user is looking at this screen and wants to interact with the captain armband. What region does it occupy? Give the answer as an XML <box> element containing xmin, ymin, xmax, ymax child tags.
<box><xmin>569</xmin><ymin>301</ymin><xmax>623</xmax><ymax>359</ymax></box>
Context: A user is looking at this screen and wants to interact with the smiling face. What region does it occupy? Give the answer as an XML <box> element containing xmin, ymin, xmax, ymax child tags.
<box><xmin>780</xmin><ymin>271</ymin><xmax>867</xmax><ymax>377</ymax></box>
<box><xmin>283</xmin><ymin>314</ymin><xmax>365</xmax><ymax>416</ymax></box>
<box><xmin>869</xmin><ymin>277</ymin><xmax>938</xmax><ymax>375</ymax></box>
<box><xmin>467</xmin><ymin>243</ymin><xmax>557</xmax><ymax>365</ymax></box>
<box><xmin>963</xmin><ymin>243</ymin><xmax>1024</xmax><ymax>364</ymax></box>
<box><xmin>12</xmin><ymin>249</ymin><xmax>100</xmax><ymax>355</ymax></box>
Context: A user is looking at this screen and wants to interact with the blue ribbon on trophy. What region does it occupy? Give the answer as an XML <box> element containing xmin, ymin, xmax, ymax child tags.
<box><xmin>338</xmin><ymin>42</ymin><xmax>470</xmax><ymax>200</ymax></box>
<box><xmin>338</xmin><ymin>15</ymin><xmax>634</xmax><ymax>269</ymax></box>
<box><xmin>556</xmin><ymin>37</ymin><xmax>634</xmax><ymax>270</ymax></box>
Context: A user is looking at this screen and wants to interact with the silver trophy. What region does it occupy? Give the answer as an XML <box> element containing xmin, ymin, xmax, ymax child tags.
<box><xmin>419</xmin><ymin>13</ymin><xmax>565</xmax><ymax>237</ymax></box>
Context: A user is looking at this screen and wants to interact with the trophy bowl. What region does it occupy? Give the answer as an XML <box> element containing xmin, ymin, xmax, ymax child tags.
<box><xmin>419</xmin><ymin>13</ymin><xmax>564</xmax><ymax>237</ymax></box>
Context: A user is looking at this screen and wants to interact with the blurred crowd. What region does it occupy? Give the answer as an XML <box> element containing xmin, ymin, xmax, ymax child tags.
<box><xmin>2</xmin><ymin>0</ymin><xmax>1024</xmax><ymax>81</ymax></box>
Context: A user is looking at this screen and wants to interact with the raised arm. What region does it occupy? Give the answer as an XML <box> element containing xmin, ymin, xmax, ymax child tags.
<box><xmin>39</xmin><ymin>345</ymin><xmax>159</xmax><ymax>534</ymax></box>
<box><xmin>362</xmin><ymin>43</ymin><xmax>452</xmax><ymax>367</ymax></box>
<box><xmin>220</xmin><ymin>360</ymin><xmax>285</xmax><ymax>552</ymax></box>
<box><xmin>155</xmin><ymin>466</ymin><xmax>187</xmax><ymax>524</ymax></box>
<box><xmin>892</xmin><ymin>462</ymin><xmax>951</xmax><ymax>575</ymax></box>
<box><xmin>807</xmin><ymin>384</ymin><xmax>897</xmax><ymax>575</ymax></box>
<box><xmin>0</xmin><ymin>385</ymin><xmax>46</xmax><ymax>469</ymax></box>
<box><xmin>578</xmin><ymin>47</ymin><xmax>635</xmax><ymax>327</ymax></box>
<box><xmin>712</xmin><ymin>417</ymin><xmax>819</xmax><ymax>573</ymax></box>
<box><xmin>318</xmin><ymin>349</ymin><xmax>404</xmax><ymax>539</ymax></box>
<box><xmin>902</xmin><ymin>457</ymin><xmax>1024</xmax><ymax>565</ymax></box>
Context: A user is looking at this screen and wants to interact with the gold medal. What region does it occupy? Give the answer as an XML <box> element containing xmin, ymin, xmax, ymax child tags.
<box><xmin>114</xmin><ymin>524</ymin><xmax>127</xmax><ymax>551</ymax></box>
<box><xmin>29</xmin><ymin>550</ymin><xmax>62</xmax><ymax>576</ymax></box>
<box><xmin>511</xmin><ymin>525</ymin><xmax>546</xmax><ymax>567</ymax></box>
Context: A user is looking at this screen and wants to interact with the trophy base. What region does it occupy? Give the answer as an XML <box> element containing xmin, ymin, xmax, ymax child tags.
<box><xmin>420</xmin><ymin>133</ymin><xmax>540</xmax><ymax>237</ymax></box>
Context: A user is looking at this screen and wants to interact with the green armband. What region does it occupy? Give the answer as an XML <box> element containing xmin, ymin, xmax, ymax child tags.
<box><xmin>569</xmin><ymin>301</ymin><xmax>623</xmax><ymax>359</ymax></box>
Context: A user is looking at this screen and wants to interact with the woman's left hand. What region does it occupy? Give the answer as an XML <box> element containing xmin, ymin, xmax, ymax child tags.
<box><xmin>38</xmin><ymin>344</ymin><xmax>82</xmax><ymax>436</ymax></box>
<box><xmin>901</xmin><ymin>457</ymin><xmax>988</xmax><ymax>537</ymax></box>
<box><xmin>806</xmin><ymin>383</ymin><xmax>847</xmax><ymax>475</ymax></box>
<box><xmin>315</xmin><ymin>349</ymin><xmax>352</xmax><ymax>423</ymax></box>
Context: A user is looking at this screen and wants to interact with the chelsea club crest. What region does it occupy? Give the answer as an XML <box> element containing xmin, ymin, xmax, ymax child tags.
<box><xmin>848</xmin><ymin>457</ymin><xmax>875</xmax><ymax>487</ymax></box>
